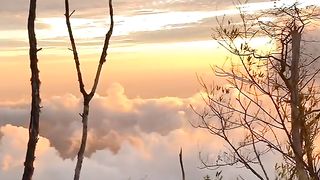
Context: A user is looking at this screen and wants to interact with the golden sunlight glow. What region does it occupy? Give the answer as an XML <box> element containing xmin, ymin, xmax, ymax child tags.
<box><xmin>37</xmin><ymin>17</ymin><xmax>102</xmax><ymax>39</ymax></box>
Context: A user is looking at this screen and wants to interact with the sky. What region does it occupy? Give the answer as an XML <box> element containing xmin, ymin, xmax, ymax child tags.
<box><xmin>0</xmin><ymin>0</ymin><xmax>320</xmax><ymax>179</ymax></box>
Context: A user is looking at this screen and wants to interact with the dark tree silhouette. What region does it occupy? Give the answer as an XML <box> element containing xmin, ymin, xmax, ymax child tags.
<box><xmin>179</xmin><ymin>148</ymin><xmax>186</xmax><ymax>180</ymax></box>
<box><xmin>192</xmin><ymin>2</ymin><xmax>320</xmax><ymax>179</ymax></box>
<box><xmin>22</xmin><ymin>0</ymin><xmax>42</xmax><ymax>179</ymax></box>
<box><xmin>64</xmin><ymin>0</ymin><xmax>114</xmax><ymax>179</ymax></box>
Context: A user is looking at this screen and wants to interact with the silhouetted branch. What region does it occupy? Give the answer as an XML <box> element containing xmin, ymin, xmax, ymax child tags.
<box><xmin>179</xmin><ymin>148</ymin><xmax>186</xmax><ymax>180</ymax></box>
<box><xmin>64</xmin><ymin>0</ymin><xmax>114</xmax><ymax>180</ymax></box>
<box><xmin>22</xmin><ymin>0</ymin><xmax>42</xmax><ymax>179</ymax></box>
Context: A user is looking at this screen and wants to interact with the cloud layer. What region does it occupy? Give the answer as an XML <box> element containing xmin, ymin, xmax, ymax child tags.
<box><xmin>0</xmin><ymin>123</ymin><xmax>218</xmax><ymax>180</ymax></box>
<box><xmin>0</xmin><ymin>83</ymin><xmax>199</xmax><ymax>158</ymax></box>
<box><xmin>0</xmin><ymin>83</ymin><xmax>223</xmax><ymax>179</ymax></box>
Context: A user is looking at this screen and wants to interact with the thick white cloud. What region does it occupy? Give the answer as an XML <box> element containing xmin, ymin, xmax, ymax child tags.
<box><xmin>2</xmin><ymin>121</ymin><xmax>227</xmax><ymax>180</ymax></box>
<box><xmin>0</xmin><ymin>83</ymin><xmax>198</xmax><ymax>158</ymax></box>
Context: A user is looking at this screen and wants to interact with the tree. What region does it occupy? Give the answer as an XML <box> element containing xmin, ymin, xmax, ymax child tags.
<box><xmin>64</xmin><ymin>0</ymin><xmax>114</xmax><ymax>179</ymax></box>
<box><xmin>22</xmin><ymin>0</ymin><xmax>42</xmax><ymax>179</ymax></box>
<box><xmin>179</xmin><ymin>148</ymin><xmax>186</xmax><ymax>180</ymax></box>
<box><xmin>192</xmin><ymin>2</ymin><xmax>320</xmax><ymax>179</ymax></box>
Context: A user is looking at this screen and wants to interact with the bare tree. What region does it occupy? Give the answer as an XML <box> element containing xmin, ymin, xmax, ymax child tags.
<box><xmin>179</xmin><ymin>148</ymin><xmax>186</xmax><ymax>180</ymax></box>
<box><xmin>64</xmin><ymin>0</ymin><xmax>114</xmax><ymax>179</ymax></box>
<box><xmin>22</xmin><ymin>0</ymin><xmax>42</xmax><ymax>179</ymax></box>
<box><xmin>192</xmin><ymin>2</ymin><xmax>320</xmax><ymax>179</ymax></box>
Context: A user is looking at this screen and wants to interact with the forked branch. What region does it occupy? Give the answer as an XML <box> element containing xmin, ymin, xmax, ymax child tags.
<box><xmin>64</xmin><ymin>0</ymin><xmax>114</xmax><ymax>180</ymax></box>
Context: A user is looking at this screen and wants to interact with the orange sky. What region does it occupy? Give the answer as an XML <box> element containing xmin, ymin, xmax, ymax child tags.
<box><xmin>0</xmin><ymin>0</ymin><xmax>318</xmax><ymax>102</ymax></box>
<box><xmin>0</xmin><ymin>40</ymin><xmax>225</xmax><ymax>101</ymax></box>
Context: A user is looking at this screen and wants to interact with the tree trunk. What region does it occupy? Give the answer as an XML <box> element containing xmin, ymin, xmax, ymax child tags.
<box><xmin>65</xmin><ymin>1</ymin><xmax>114</xmax><ymax>179</ymax></box>
<box><xmin>290</xmin><ymin>29</ymin><xmax>308</xmax><ymax>180</ymax></box>
<box><xmin>22</xmin><ymin>0</ymin><xmax>41</xmax><ymax>179</ymax></box>
<box><xmin>74</xmin><ymin>98</ymin><xmax>90</xmax><ymax>180</ymax></box>
<box><xmin>179</xmin><ymin>148</ymin><xmax>186</xmax><ymax>180</ymax></box>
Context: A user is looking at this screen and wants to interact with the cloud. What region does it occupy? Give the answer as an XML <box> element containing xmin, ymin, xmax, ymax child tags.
<box><xmin>0</xmin><ymin>0</ymin><xmax>230</xmax><ymax>17</ymax></box>
<box><xmin>0</xmin><ymin>83</ymin><xmax>198</xmax><ymax>159</ymax></box>
<box><xmin>0</xmin><ymin>0</ymin><xmax>237</xmax><ymax>51</ymax></box>
<box><xmin>0</xmin><ymin>124</ymin><xmax>74</xmax><ymax>179</ymax></box>
<box><xmin>7</xmin><ymin>0</ymin><xmax>318</xmax><ymax>56</ymax></box>
<box><xmin>0</xmin><ymin>86</ymin><xmax>223</xmax><ymax>179</ymax></box>
<box><xmin>112</xmin><ymin>16</ymin><xmax>217</xmax><ymax>44</ymax></box>
<box><xmin>0</xmin><ymin>124</ymin><xmax>216</xmax><ymax>180</ymax></box>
